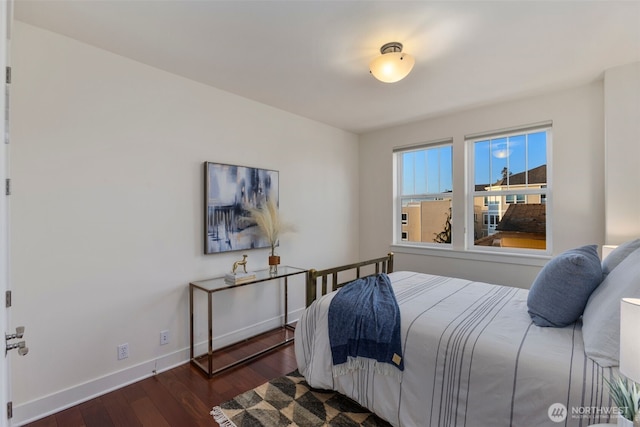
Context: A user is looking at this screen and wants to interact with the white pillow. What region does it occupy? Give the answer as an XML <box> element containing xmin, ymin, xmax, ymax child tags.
<box><xmin>602</xmin><ymin>238</ymin><xmax>640</xmax><ymax>276</ymax></box>
<box><xmin>582</xmin><ymin>247</ymin><xmax>640</xmax><ymax>367</ymax></box>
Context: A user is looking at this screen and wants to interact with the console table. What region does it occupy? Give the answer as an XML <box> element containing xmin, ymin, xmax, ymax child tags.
<box><xmin>189</xmin><ymin>266</ymin><xmax>306</xmax><ymax>378</ymax></box>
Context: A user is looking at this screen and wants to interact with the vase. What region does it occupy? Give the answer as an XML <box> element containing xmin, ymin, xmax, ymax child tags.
<box><xmin>619</xmin><ymin>414</ymin><xmax>634</xmax><ymax>427</ymax></box>
<box><xmin>268</xmin><ymin>254</ymin><xmax>280</xmax><ymax>276</ymax></box>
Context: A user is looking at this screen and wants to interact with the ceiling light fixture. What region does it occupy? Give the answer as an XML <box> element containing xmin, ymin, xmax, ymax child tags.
<box><xmin>369</xmin><ymin>42</ymin><xmax>415</xmax><ymax>83</ymax></box>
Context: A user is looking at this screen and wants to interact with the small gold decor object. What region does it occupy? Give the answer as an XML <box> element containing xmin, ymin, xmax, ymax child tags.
<box><xmin>232</xmin><ymin>254</ymin><xmax>248</xmax><ymax>274</ymax></box>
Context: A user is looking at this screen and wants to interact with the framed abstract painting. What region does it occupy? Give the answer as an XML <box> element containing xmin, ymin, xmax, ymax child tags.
<box><xmin>204</xmin><ymin>161</ymin><xmax>279</xmax><ymax>254</ymax></box>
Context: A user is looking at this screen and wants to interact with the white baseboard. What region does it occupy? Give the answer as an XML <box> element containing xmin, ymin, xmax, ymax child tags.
<box><xmin>12</xmin><ymin>347</ymin><xmax>188</xmax><ymax>426</ymax></box>
<box><xmin>12</xmin><ymin>309</ymin><xmax>304</xmax><ymax>426</ymax></box>
<box><xmin>193</xmin><ymin>308</ymin><xmax>303</xmax><ymax>356</ymax></box>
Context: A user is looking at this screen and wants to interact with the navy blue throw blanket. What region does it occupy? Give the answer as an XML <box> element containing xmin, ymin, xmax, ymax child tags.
<box><xmin>328</xmin><ymin>273</ymin><xmax>404</xmax><ymax>375</ymax></box>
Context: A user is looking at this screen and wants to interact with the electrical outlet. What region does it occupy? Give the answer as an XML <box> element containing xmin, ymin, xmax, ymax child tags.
<box><xmin>117</xmin><ymin>343</ymin><xmax>129</xmax><ymax>360</ymax></box>
<box><xmin>160</xmin><ymin>330</ymin><xmax>169</xmax><ymax>345</ymax></box>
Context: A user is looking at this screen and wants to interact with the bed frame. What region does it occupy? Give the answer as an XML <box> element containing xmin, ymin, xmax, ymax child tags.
<box><xmin>305</xmin><ymin>252</ymin><xmax>394</xmax><ymax>307</ymax></box>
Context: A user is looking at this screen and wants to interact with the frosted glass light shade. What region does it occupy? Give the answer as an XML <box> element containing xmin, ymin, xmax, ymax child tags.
<box><xmin>369</xmin><ymin>46</ymin><xmax>415</xmax><ymax>83</ymax></box>
<box><xmin>620</xmin><ymin>298</ymin><xmax>640</xmax><ymax>384</ymax></box>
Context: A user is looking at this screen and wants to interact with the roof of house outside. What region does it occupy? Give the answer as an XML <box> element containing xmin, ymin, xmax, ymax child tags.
<box><xmin>495</xmin><ymin>203</ymin><xmax>546</xmax><ymax>234</ymax></box>
<box><xmin>475</xmin><ymin>165</ymin><xmax>546</xmax><ymax>191</ymax></box>
<box><xmin>493</xmin><ymin>164</ymin><xmax>547</xmax><ymax>187</ymax></box>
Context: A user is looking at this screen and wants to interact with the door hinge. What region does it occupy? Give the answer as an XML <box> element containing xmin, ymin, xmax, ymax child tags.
<box><xmin>6</xmin><ymin>401</ymin><xmax>12</xmax><ymax>419</ymax></box>
<box><xmin>5</xmin><ymin>290</ymin><xmax>11</xmax><ymax>308</ymax></box>
<box><xmin>5</xmin><ymin>178</ymin><xmax>10</xmax><ymax>196</ymax></box>
<box><xmin>5</xmin><ymin>66</ymin><xmax>10</xmax><ymax>84</ymax></box>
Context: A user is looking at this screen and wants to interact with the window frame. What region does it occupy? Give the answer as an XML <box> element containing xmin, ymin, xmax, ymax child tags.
<box><xmin>392</xmin><ymin>122</ymin><xmax>552</xmax><ymax>262</ymax></box>
<box><xmin>465</xmin><ymin>123</ymin><xmax>552</xmax><ymax>255</ymax></box>
<box><xmin>393</xmin><ymin>138</ymin><xmax>453</xmax><ymax>248</ymax></box>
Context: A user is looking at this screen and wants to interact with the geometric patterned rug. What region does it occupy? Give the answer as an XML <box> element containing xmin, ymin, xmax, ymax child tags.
<box><xmin>211</xmin><ymin>370</ymin><xmax>392</xmax><ymax>427</ymax></box>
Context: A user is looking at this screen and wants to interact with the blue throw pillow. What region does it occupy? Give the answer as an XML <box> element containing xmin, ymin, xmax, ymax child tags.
<box><xmin>527</xmin><ymin>245</ymin><xmax>603</xmax><ymax>327</ymax></box>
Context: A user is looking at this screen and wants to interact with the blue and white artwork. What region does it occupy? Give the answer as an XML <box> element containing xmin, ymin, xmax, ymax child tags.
<box><xmin>204</xmin><ymin>162</ymin><xmax>279</xmax><ymax>254</ymax></box>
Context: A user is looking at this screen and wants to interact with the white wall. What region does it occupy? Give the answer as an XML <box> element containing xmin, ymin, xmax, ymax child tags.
<box><xmin>359</xmin><ymin>82</ymin><xmax>605</xmax><ymax>288</ymax></box>
<box><xmin>604</xmin><ymin>62</ymin><xmax>640</xmax><ymax>244</ymax></box>
<box><xmin>9</xmin><ymin>22</ymin><xmax>360</xmax><ymax>423</ymax></box>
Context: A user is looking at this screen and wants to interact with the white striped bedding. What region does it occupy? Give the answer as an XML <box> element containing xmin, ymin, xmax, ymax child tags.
<box><xmin>295</xmin><ymin>271</ymin><xmax>617</xmax><ymax>427</ymax></box>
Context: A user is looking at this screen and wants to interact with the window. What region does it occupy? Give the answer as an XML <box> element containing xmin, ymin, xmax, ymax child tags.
<box><xmin>469</xmin><ymin>125</ymin><xmax>550</xmax><ymax>251</ymax></box>
<box><xmin>393</xmin><ymin>124</ymin><xmax>550</xmax><ymax>255</ymax></box>
<box><xmin>395</xmin><ymin>141</ymin><xmax>453</xmax><ymax>245</ymax></box>
<box><xmin>483</xmin><ymin>214</ymin><xmax>500</xmax><ymax>225</ymax></box>
<box><xmin>505</xmin><ymin>194</ymin><xmax>526</xmax><ymax>204</ymax></box>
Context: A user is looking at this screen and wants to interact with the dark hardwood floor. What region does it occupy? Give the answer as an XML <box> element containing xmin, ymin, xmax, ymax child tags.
<box><xmin>24</xmin><ymin>333</ymin><xmax>298</xmax><ymax>427</ymax></box>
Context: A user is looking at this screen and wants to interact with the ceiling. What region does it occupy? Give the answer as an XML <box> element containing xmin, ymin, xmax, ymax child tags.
<box><xmin>13</xmin><ymin>1</ymin><xmax>640</xmax><ymax>134</ymax></box>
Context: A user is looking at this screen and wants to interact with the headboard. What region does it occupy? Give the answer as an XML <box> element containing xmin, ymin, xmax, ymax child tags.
<box><xmin>305</xmin><ymin>252</ymin><xmax>394</xmax><ymax>307</ymax></box>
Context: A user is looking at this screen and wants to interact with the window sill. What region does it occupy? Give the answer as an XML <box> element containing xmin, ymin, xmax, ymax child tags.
<box><xmin>390</xmin><ymin>244</ymin><xmax>551</xmax><ymax>267</ymax></box>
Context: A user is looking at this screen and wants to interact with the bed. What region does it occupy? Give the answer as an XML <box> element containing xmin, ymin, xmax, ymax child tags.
<box><xmin>293</xmin><ymin>251</ymin><xmax>636</xmax><ymax>427</ymax></box>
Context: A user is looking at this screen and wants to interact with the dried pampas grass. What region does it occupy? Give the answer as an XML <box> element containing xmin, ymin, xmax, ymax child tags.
<box><xmin>246</xmin><ymin>198</ymin><xmax>295</xmax><ymax>253</ymax></box>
